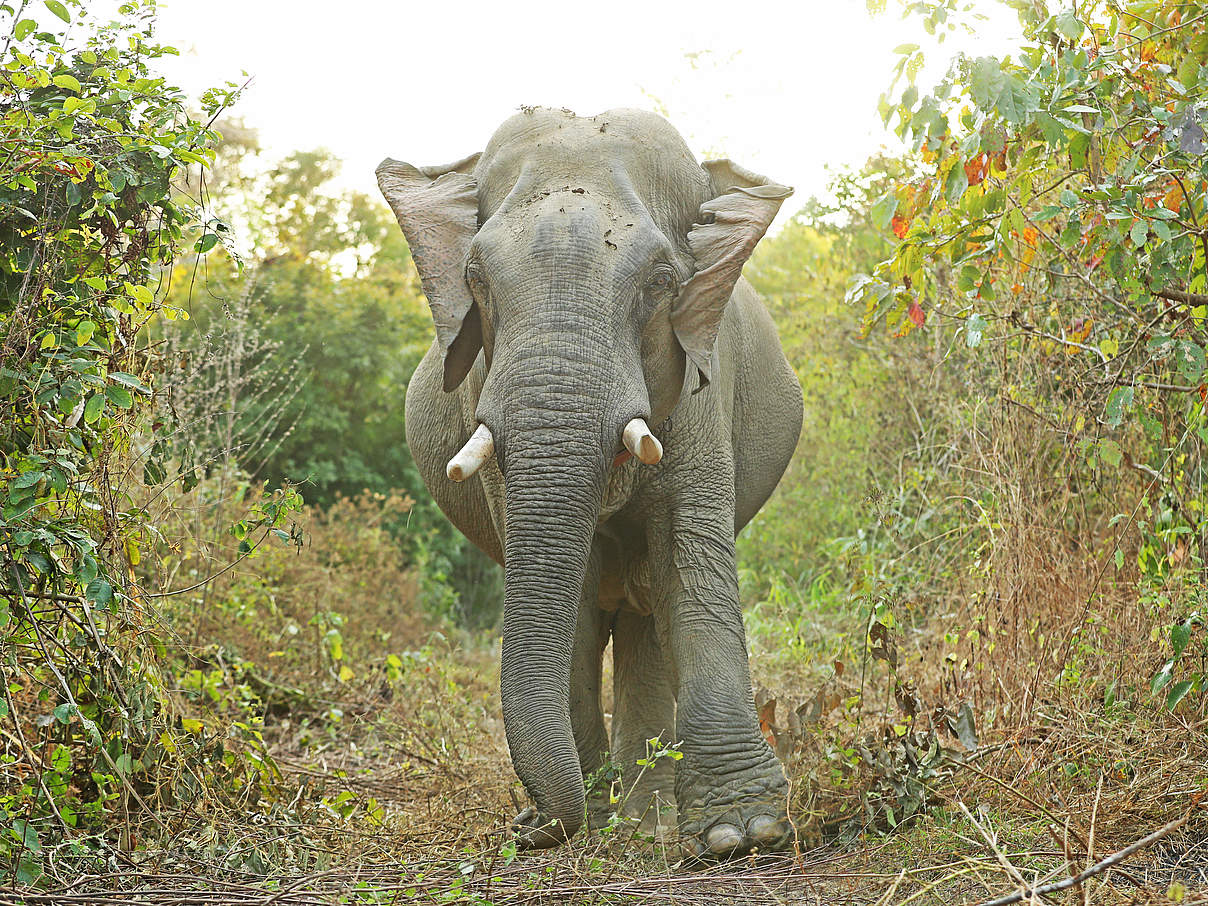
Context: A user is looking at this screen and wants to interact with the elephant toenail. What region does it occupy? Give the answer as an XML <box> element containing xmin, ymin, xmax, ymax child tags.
<box><xmin>513</xmin><ymin>806</ymin><xmax>537</xmax><ymax>828</ymax></box>
<box><xmin>747</xmin><ymin>815</ymin><xmax>790</xmax><ymax>847</ymax></box>
<box><xmin>706</xmin><ymin>823</ymin><xmax>744</xmax><ymax>856</ymax></box>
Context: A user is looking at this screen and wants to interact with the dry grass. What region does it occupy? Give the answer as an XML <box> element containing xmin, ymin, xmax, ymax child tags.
<box><xmin>17</xmin><ymin>396</ymin><xmax>1207</xmax><ymax>903</ymax></box>
<box><xmin>14</xmin><ymin>604</ymin><xmax>1207</xmax><ymax>905</ymax></box>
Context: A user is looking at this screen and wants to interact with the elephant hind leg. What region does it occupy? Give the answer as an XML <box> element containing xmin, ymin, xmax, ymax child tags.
<box><xmin>611</xmin><ymin>608</ymin><xmax>677</xmax><ymax>835</ymax></box>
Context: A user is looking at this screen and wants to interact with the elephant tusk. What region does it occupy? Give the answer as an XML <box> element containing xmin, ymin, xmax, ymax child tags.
<box><xmin>622</xmin><ymin>418</ymin><xmax>663</xmax><ymax>466</ymax></box>
<box><xmin>447</xmin><ymin>424</ymin><xmax>495</xmax><ymax>481</ymax></box>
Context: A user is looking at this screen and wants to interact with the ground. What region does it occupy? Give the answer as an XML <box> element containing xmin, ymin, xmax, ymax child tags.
<box><xmin>13</xmin><ymin>619</ymin><xmax>1208</xmax><ymax>906</ymax></box>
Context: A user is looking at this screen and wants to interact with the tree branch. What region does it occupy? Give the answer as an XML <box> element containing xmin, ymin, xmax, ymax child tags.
<box><xmin>1154</xmin><ymin>287</ymin><xmax>1208</xmax><ymax>308</ymax></box>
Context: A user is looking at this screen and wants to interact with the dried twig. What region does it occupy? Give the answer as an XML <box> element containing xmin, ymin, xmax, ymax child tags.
<box><xmin>973</xmin><ymin>803</ymin><xmax>1202</xmax><ymax>906</ymax></box>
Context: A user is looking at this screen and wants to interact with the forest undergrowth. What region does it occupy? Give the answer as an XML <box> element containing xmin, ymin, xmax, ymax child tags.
<box><xmin>3</xmin><ymin>0</ymin><xmax>1208</xmax><ymax>903</ymax></box>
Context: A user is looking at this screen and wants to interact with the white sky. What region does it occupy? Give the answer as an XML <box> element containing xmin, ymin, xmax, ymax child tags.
<box><xmin>151</xmin><ymin>0</ymin><xmax>1022</xmax><ymax>216</ymax></box>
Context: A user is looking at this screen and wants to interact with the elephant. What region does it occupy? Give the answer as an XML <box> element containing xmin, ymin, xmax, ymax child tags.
<box><xmin>377</xmin><ymin>107</ymin><xmax>803</xmax><ymax>860</ymax></box>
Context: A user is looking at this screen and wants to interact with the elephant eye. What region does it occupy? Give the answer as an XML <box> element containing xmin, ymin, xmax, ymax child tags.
<box><xmin>647</xmin><ymin>268</ymin><xmax>677</xmax><ymax>294</ymax></box>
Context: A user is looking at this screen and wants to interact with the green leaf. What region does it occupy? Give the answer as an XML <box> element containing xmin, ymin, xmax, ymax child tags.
<box><xmin>965</xmin><ymin>313</ymin><xmax>987</xmax><ymax>348</ymax></box>
<box><xmin>1130</xmin><ymin>220</ymin><xmax>1148</xmax><ymax>246</ymax></box>
<box><xmin>76</xmin><ymin>555</ymin><xmax>97</xmax><ymax>585</ymax></box>
<box><xmin>105</xmin><ymin>385</ymin><xmax>133</xmax><ymax>409</ymax></box>
<box><xmin>997</xmin><ymin>75</ymin><xmax>1038</xmax><ymax>125</ymax></box>
<box><xmin>1174</xmin><ymin>340</ymin><xmax>1206</xmax><ymax>382</ymax></box>
<box><xmin>1036</xmin><ymin>112</ymin><xmax>1066</xmax><ymax>144</ymax></box>
<box><xmin>871</xmin><ymin>192</ymin><xmax>898</xmax><ymax>230</ymax></box>
<box><xmin>1166</xmin><ymin>679</ymin><xmax>1194</xmax><ymax>710</ymax></box>
<box><xmin>14</xmin><ymin>470</ymin><xmax>45</xmax><ymax>489</ymax></box>
<box><xmin>1098</xmin><ymin>439</ymin><xmax>1122</xmax><ymax>469</ymax></box>
<box><xmin>945</xmin><ymin>161</ymin><xmax>969</xmax><ymax>204</ymax></box>
<box><xmin>1171</xmin><ymin>622</ymin><xmax>1192</xmax><ymax>658</ymax></box>
<box><xmin>52</xmin><ymin>73</ymin><xmax>81</xmax><ymax>93</ymax></box>
<box><xmin>143</xmin><ymin>457</ymin><xmax>167</xmax><ymax>486</ymax></box>
<box><xmin>85</xmin><ymin>578</ymin><xmax>112</xmax><ymax>605</ymax></box>
<box><xmin>108</xmin><ymin>371</ymin><xmax>148</xmax><ymax>392</ymax></box>
<box><xmin>193</xmin><ymin>233</ymin><xmax>220</xmax><ymax>254</ymax></box>
<box><xmin>16</xmin><ymin>855</ymin><xmax>43</xmax><ymax>886</ymax></box>
<box><xmin>1105</xmin><ymin>386</ymin><xmax>1133</xmax><ymax>427</ymax></box>
<box><xmin>10</xmin><ymin>818</ymin><xmax>41</xmax><ymax>852</ymax></box>
<box><xmin>970</xmin><ymin>57</ymin><xmax>1005</xmax><ymax>111</ymax></box>
<box><xmin>76</xmin><ymin>320</ymin><xmax>95</xmax><ymax>346</ymax></box>
<box><xmin>125</xmin><ymin>283</ymin><xmax>154</xmax><ymax>308</ymax></box>
<box><xmin>83</xmin><ymin>392</ymin><xmax>104</xmax><ymax>423</ymax></box>
<box><xmin>44</xmin><ymin>0</ymin><xmax>70</xmax><ymax>21</ymax></box>
<box><xmin>1114</xmin><ymin>548</ymin><xmax>1124</xmax><ymax>570</ymax></box>
<box><xmin>1152</xmin><ymin>664</ymin><xmax>1174</xmax><ymax>694</ymax></box>
<box><xmin>14</xmin><ymin>18</ymin><xmax>36</xmax><ymax>39</ymax></box>
<box><xmin>50</xmin><ymin>744</ymin><xmax>70</xmax><ymax>774</ymax></box>
<box><xmin>1055</xmin><ymin>8</ymin><xmax>1083</xmax><ymax>40</ymax></box>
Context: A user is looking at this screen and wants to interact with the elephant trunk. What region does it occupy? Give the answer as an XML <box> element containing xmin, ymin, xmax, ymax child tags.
<box><xmin>496</xmin><ymin>402</ymin><xmax>613</xmax><ymax>846</ymax></box>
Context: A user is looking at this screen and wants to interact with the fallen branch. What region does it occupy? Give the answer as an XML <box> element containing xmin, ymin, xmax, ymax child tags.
<box><xmin>973</xmin><ymin>802</ymin><xmax>1202</xmax><ymax>906</ymax></box>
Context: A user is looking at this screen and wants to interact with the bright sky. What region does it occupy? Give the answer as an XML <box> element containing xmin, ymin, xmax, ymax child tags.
<box><xmin>153</xmin><ymin>0</ymin><xmax>1023</xmax><ymax>215</ymax></box>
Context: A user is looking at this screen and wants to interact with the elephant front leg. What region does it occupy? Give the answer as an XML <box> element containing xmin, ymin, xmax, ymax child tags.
<box><xmin>647</xmin><ymin>510</ymin><xmax>794</xmax><ymax>859</ymax></box>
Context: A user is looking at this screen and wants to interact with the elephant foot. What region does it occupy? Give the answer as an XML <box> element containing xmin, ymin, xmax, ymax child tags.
<box><xmin>679</xmin><ymin>814</ymin><xmax>794</xmax><ymax>861</ymax></box>
<box><xmin>675</xmin><ymin>764</ymin><xmax>794</xmax><ymax>861</ymax></box>
<box><xmin>511</xmin><ymin>807</ymin><xmax>574</xmax><ymax>850</ymax></box>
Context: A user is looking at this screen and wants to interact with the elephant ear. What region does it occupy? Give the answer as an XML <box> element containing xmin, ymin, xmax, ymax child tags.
<box><xmin>376</xmin><ymin>153</ymin><xmax>483</xmax><ymax>392</ymax></box>
<box><xmin>672</xmin><ymin>159</ymin><xmax>792</xmax><ymax>390</ymax></box>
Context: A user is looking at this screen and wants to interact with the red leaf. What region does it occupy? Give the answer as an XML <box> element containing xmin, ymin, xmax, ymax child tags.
<box><xmin>963</xmin><ymin>153</ymin><xmax>988</xmax><ymax>186</ymax></box>
<box><xmin>757</xmin><ymin>698</ymin><xmax>777</xmax><ymax>748</ymax></box>
<box><xmin>908</xmin><ymin>300</ymin><xmax>926</xmax><ymax>327</ymax></box>
<box><xmin>891</xmin><ymin>213</ymin><xmax>911</xmax><ymax>240</ymax></box>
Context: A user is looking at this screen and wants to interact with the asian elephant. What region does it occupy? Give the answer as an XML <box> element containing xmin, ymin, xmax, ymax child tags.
<box><xmin>377</xmin><ymin>107</ymin><xmax>803</xmax><ymax>860</ymax></box>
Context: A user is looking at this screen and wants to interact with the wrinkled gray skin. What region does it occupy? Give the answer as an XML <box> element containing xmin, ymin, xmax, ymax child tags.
<box><xmin>378</xmin><ymin>108</ymin><xmax>803</xmax><ymax>860</ymax></box>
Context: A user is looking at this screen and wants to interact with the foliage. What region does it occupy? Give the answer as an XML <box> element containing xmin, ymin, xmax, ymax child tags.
<box><xmin>849</xmin><ymin>0</ymin><xmax>1207</xmax><ymax>708</ymax></box>
<box><xmin>7</xmin><ymin>1</ymin><xmax>1208</xmax><ymax>899</ymax></box>
<box><xmin>159</xmin><ymin>488</ymin><xmax>424</xmax><ymax>695</ymax></box>
<box><xmin>162</xmin><ymin>145</ymin><xmax>503</xmax><ymax>627</ymax></box>
<box><xmin>0</xmin><ymin>0</ymin><xmax>300</xmax><ymax>885</ymax></box>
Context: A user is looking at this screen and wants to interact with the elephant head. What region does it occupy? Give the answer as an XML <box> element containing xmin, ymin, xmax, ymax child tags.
<box><xmin>377</xmin><ymin>108</ymin><xmax>790</xmax><ymax>845</ymax></box>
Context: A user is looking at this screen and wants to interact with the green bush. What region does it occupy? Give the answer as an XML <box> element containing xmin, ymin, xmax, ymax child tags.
<box><xmin>0</xmin><ymin>2</ymin><xmax>295</xmax><ymax>883</ymax></box>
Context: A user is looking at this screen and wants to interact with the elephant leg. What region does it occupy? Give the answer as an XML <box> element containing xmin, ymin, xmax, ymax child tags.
<box><xmin>611</xmin><ymin>608</ymin><xmax>677</xmax><ymax>835</ymax></box>
<box><xmin>646</xmin><ymin>507</ymin><xmax>793</xmax><ymax>860</ymax></box>
<box><xmin>569</xmin><ymin>544</ymin><xmax>611</xmax><ymax>828</ymax></box>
